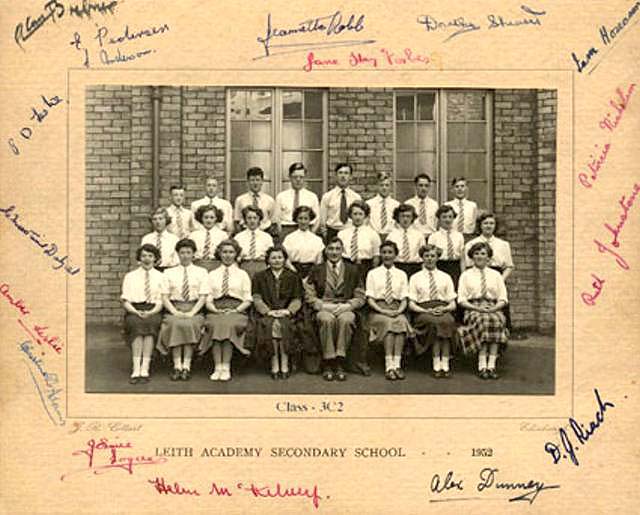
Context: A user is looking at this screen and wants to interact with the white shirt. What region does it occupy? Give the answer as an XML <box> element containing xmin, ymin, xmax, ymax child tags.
<box><xmin>234</xmin><ymin>191</ymin><xmax>275</xmax><ymax>230</ymax></box>
<box><xmin>188</xmin><ymin>227</ymin><xmax>228</xmax><ymax>260</ymax></box>
<box><xmin>191</xmin><ymin>196</ymin><xmax>234</xmax><ymax>232</ymax></box>
<box><xmin>338</xmin><ymin>225</ymin><xmax>381</xmax><ymax>260</ymax></box>
<box><xmin>121</xmin><ymin>267</ymin><xmax>164</xmax><ymax>303</ymax></box>
<box><xmin>319</xmin><ymin>186</ymin><xmax>361</xmax><ymax>231</ymax></box>
<box><xmin>282</xmin><ymin>229</ymin><xmax>325</xmax><ymax>263</ymax></box>
<box><xmin>200</xmin><ymin>264</ymin><xmax>252</xmax><ymax>302</ymax></box>
<box><xmin>166</xmin><ymin>205</ymin><xmax>196</xmax><ymax>240</ymax></box>
<box><xmin>409</xmin><ymin>268</ymin><xmax>456</xmax><ymax>303</ymax></box>
<box><xmin>162</xmin><ymin>264</ymin><xmax>208</xmax><ymax>301</ymax></box>
<box><xmin>405</xmin><ymin>196</ymin><xmax>438</xmax><ymax>235</ymax></box>
<box><xmin>457</xmin><ymin>267</ymin><xmax>508</xmax><ymax>303</ymax></box>
<box><xmin>366</xmin><ymin>195</ymin><xmax>400</xmax><ymax>235</ymax></box>
<box><xmin>465</xmin><ymin>235</ymin><xmax>515</xmax><ymax>270</ymax></box>
<box><xmin>366</xmin><ymin>265</ymin><xmax>409</xmax><ymax>301</ymax></box>
<box><xmin>386</xmin><ymin>227</ymin><xmax>426</xmax><ymax>264</ymax></box>
<box><xmin>234</xmin><ymin>229</ymin><xmax>274</xmax><ymax>261</ymax></box>
<box><xmin>275</xmin><ymin>187</ymin><xmax>320</xmax><ymax>229</ymax></box>
<box><xmin>428</xmin><ymin>228</ymin><xmax>465</xmax><ymax>260</ymax></box>
<box><xmin>141</xmin><ymin>230</ymin><xmax>179</xmax><ymax>268</ymax></box>
<box><xmin>445</xmin><ymin>198</ymin><xmax>478</xmax><ymax>235</ymax></box>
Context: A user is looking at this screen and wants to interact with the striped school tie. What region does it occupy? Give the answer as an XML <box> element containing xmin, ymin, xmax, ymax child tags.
<box><xmin>221</xmin><ymin>267</ymin><xmax>229</xmax><ymax>296</ymax></box>
<box><xmin>350</xmin><ymin>227</ymin><xmax>359</xmax><ymax>261</ymax></box>
<box><xmin>446</xmin><ymin>231</ymin><xmax>454</xmax><ymax>259</ymax></box>
<box><xmin>175</xmin><ymin>207</ymin><xmax>184</xmax><ymax>238</ymax></box>
<box><xmin>249</xmin><ymin>230</ymin><xmax>256</xmax><ymax>259</ymax></box>
<box><xmin>458</xmin><ymin>199</ymin><xmax>465</xmax><ymax>233</ymax></box>
<box><xmin>181</xmin><ymin>266</ymin><xmax>189</xmax><ymax>301</ymax></box>
<box><xmin>252</xmin><ymin>193</ymin><xmax>259</xmax><ymax>208</ymax></box>
<box><xmin>480</xmin><ymin>268</ymin><xmax>488</xmax><ymax>298</ymax></box>
<box><xmin>144</xmin><ymin>270</ymin><xmax>151</xmax><ymax>302</ymax></box>
<box><xmin>380</xmin><ymin>198</ymin><xmax>387</xmax><ymax>230</ymax></box>
<box><xmin>203</xmin><ymin>230</ymin><xmax>211</xmax><ymax>260</ymax></box>
<box><xmin>156</xmin><ymin>233</ymin><xmax>162</xmax><ymax>261</ymax></box>
<box><xmin>419</xmin><ymin>199</ymin><xmax>427</xmax><ymax>225</ymax></box>
<box><xmin>384</xmin><ymin>269</ymin><xmax>393</xmax><ymax>304</ymax></box>
<box><xmin>402</xmin><ymin>229</ymin><xmax>410</xmax><ymax>262</ymax></box>
<box><xmin>428</xmin><ymin>270</ymin><xmax>437</xmax><ymax>300</ymax></box>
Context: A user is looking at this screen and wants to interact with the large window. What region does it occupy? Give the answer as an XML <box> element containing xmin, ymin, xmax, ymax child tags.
<box><xmin>227</xmin><ymin>88</ymin><xmax>327</xmax><ymax>201</ymax></box>
<box><xmin>395</xmin><ymin>90</ymin><xmax>493</xmax><ymax>209</ymax></box>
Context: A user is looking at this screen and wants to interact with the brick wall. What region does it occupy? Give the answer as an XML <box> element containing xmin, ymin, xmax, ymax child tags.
<box><xmin>85</xmin><ymin>86</ymin><xmax>556</xmax><ymax>332</ymax></box>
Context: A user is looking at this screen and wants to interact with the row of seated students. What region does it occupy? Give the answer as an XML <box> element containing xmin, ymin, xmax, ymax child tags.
<box><xmin>121</xmin><ymin>164</ymin><xmax>515</xmax><ymax>385</ymax></box>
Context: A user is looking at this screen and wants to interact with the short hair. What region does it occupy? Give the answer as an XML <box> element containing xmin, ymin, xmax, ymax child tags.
<box><xmin>175</xmin><ymin>238</ymin><xmax>196</xmax><ymax>253</ymax></box>
<box><xmin>288</xmin><ymin>162</ymin><xmax>306</xmax><ymax>176</ymax></box>
<box><xmin>136</xmin><ymin>243</ymin><xmax>161</xmax><ymax>263</ymax></box>
<box><xmin>241</xmin><ymin>205</ymin><xmax>264</xmax><ymax>222</ymax></box>
<box><xmin>214</xmin><ymin>238</ymin><xmax>242</xmax><ymax>260</ymax></box>
<box><xmin>292</xmin><ymin>205</ymin><xmax>316</xmax><ymax>223</ymax></box>
<box><xmin>348</xmin><ymin>200</ymin><xmax>370</xmax><ymax>218</ymax></box>
<box><xmin>435</xmin><ymin>204</ymin><xmax>457</xmax><ymax>219</ymax></box>
<box><xmin>265</xmin><ymin>245</ymin><xmax>289</xmax><ymax>264</ymax></box>
<box><xmin>467</xmin><ymin>241</ymin><xmax>494</xmax><ymax>259</ymax></box>
<box><xmin>476</xmin><ymin>212</ymin><xmax>498</xmax><ymax>234</ymax></box>
<box><xmin>380</xmin><ymin>240</ymin><xmax>399</xmax><ymax>256</ymax></box>
<box><xmin>451</xmin><ymin>176</ymin><xmax>467</xmax><ymax>186</ymax></box>
<box><xmin>377</xmin><ymin>171</ymin><xmax>391</xmax><ymax>182</ymax></box>
<box><xmin>418</xmin><ymin>244</ymin><xmax>443</xmax><ymax>259</ymax></box>
<box><xmin>393</xmin><ymin>203</ymin><xmax>417</xmax><ymax>223</ymax></box>
<box><xmin>205</xmin><ymin>176</ymin><xmax>217</xmax><ymax>183</ymax></box>
<box><xmin>195</xmin><ymin>204</ymin><xmax>223</xmax><ymax>224</ymax></box>
<box><xmin>149</xmin><ymin>207</ymin><xmax>171</xmax><ymax>225</ymax></box>
<box><xmin>414</xmin><ymin>173</ymin><xmax>432</xmax><ymax>184</ymax></box>
<box><xmin>246</xmin><ymin>166</ymin><xmax>264</xmax><ymax>180</ymax></box>
<box><xmin>169</xmin><ymin>184</ymin><xmax>185</xmax><ymax>193</ymax></box>
<box><xmin>334</xmin><ymin>162</ymin><xmax>352</xmax><ymax>174</ymax></box>
<box><xmin>325</xmin><ymin>236</ymin><xmax>344</xmax><ymax>249</ymax></box>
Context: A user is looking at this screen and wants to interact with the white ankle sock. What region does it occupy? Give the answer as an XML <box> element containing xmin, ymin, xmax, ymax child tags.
<box><xmin>433</xmin><ymin>356</ymin><xmax>441</xmax><ymax>371</ymax></box>
<box><xmin>487</xmin><ymin>355</ymin><xmax>497</xmax><ymax>370</ymax></box>
<box><xmin>441</xmin><ymin>356</ymin><xmax>450</xmax><ymax>372</ymax></box>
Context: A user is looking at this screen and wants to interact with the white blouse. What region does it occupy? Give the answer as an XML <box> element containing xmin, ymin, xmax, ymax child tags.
<box><xmin>444</xmin><ymin>198</ymin><xmax>478</xmax><ymax>235</ymax></box>
<box><xmin>234</xmin><ymin>229</ymin><xmax>274</xmax><ymax>261</ymax></box>
<box><xmin>162</xmin><ymin>264</ymin><xmax>208</xmax><ymax>302</ymax></box>
<box><xmin>366</xmin><ymin>265</ymin><xmax>409</xmax><ymax>301</ymax></box>
<box><xmin>428</xmin><ymin>228</ymin><xmax>465</xmax><ymax>260</ymax></box>
<box><xmin>200</xmin><ymin>264</ymin><xmax>252</xmax><ymax>302</ymax></box>
<box><xmin>386</xmin><ymin>227</ymin><xmax>426</xmax><ymax>263</ymax></box>
<box><xmin>338</xmin><ymin>225</ymin><xmax>381</xmax><ymax>260</ymax></box>
<box><xmin>190</xmin><ymin>196</ymin><xmax>234</xmax><ymax>233</ymax></box>
<box><xmin>409</xmin><ymin>268</ymin><xmax>456</xmax><ymax>303</ymax></box>
<box><xmin>465</xmin><ymin>235</ymin><xmax>515</xmax><ymax>270</ymax></box>
<box><xmin>188</xmin><ymin>227</ymin><xmax>228</xmax><ymax>260</ymax></box>
<box><xmin>366</xmin><ymin>195</ymin><xmax>400</xmax><ymax>234</ymax></box>
<box><xmin>282</xmin><ymin>229</ymin><xmax>325</xmax><ymax>264</ymax></box>
<box><xmin>141</xmin><ymin>230</ymin><xmax>179</xmax><ymax>268</ymax></box>
<box><xmin>121</xmin><ymin>267</ymin><xmax>164</xmax><ymax>303</ymax></box>
<box><xmin>457</xmin><ymin>267</ymin><xmax>508</xmax><ymax>304</ymax></box>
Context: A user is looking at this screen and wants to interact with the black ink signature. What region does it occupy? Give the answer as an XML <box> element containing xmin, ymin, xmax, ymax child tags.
<box><xmin>69</xmin><ymin>0</ymin><xmax>118</xmax><ymax>19</ymax></box>
<box><xmin>14</xmin><ymin>0</ymin><xmax>65</xmax><ymax>50</ymax></box>
<box><xmin>255</xmin><ymin>11</ymin><xmax>374</xmax><ymax>59</ymax></box>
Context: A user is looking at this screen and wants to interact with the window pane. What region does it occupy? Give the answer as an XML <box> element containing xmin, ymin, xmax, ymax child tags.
<box><xmin>303</xmin><ymin>122</ymin><xmax>323</xmax><ymax>149</ymax></box>
<box><xmin>447</xmin><ymin>153</ymin><xmax>466</xmax><ymax>177</ymax></box>
<box><xmin>397</xmin><ymin>124</ymin><xmax>415</xmax><ymax>150</ymax></box>
<box><xmin>304</xmin><ymin>91</ymin><xmax>323</xmax><ymax>119</ymax></box>
<box><xmin>446</xmin><ymin>92</ymin><xmax>466</xmax><ymax>121</ymax></box>
<box><xmin>303</xmin><ymin>151</ymin><xmax>323</xmax><ymax>179</ymax></box>
<box><xmin>283</xmin><ymin>91</ymin><xmax>302</xmax><ymax>119</ymax></box>
<box><xmin>466</xmin><ymin>180</ymin><xmax>488</xmax><ymax>209</ymax></box>
<box><xmin>230</xmin><ymin>151</ymin><xmax>249</xmax><ymax>177</ymax></box>
<box><xmin>282</xmin><ymin>152</ymin><xmax>303</xmax><ymax>175</ymax></box>
<box><xmin>229</xmin><ymin>90</ymin><xmax>246</xmax><ymax>120</ymax></box>
<box><xmin>418</xmin><ymin>93</ymin><xmax>436</xmax><ymax>120</ymax></box>
<box><xmin>417</xmin><ymin>123</ymin><xmax>435</xmax><ymax>151</ymax></box>
<box><xmin>282</xmin><ymin>120</ymin><xmax>302</xmax><ymax>150</ymax></box>
<box><xmin>465</xmin><ymin>92</ymin><xmax>486</xmax><ymax>121</ymax></box>
<box><xmin>231</xmin><ymin>121</ymin><xmax>250</xmax><ymax>148</ymax></box>
<box><xmin>417</xmin><ymin>152</ymin><xmax>436</xmax><ymax>176</ymax></box>
<box><xmin>251</xmin><ymin>122</ymin><xmax>271</xmax><ymax>150</ymax></box>
<box><xmin>247</xmin><ymin>91</ymin><xmax>272</xmax><ymax>120</ymax></box>
<box><xmin>467</xmin><ymin>123</ymin><xmax>486</xmax><ymax>150</ymax></box>
<box><xmin>467</xmin><ymin>152</ymin><xmax>487</xmax><ymax>180</ymax></box>
<box><xmin>396</xmin><ymin>95</ymin><xmax>414</xmax><ymax>121</ymax></box>
<box><xmin>396</xmin><ymin>152</ymin><xmax>415</xmax><ymax>179</ymax></box>
<box><xmin>396</xmin><ymin>181</ymin><xmax>415</xmax><ymax>201</ymax></box>
<box><xmin>447</xmin><ymin>122</ymin><xmax>466</xmax><ymax>150</ymax></box>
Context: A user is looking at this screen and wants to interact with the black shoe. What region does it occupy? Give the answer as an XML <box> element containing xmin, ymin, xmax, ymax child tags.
<box><xmin>353</xmin><ymin>362</ymin><xmax>372</xmax><ymax>377</ymax></box>
<box><xmin>138</xmin><ymin>376</ymin><xmax>150</xmax><ymax>384</ymax></box>
<box><xmin>271</xmin><ymin>371</ymin><xmax>280</xmax><ymax>380</ymax></box>
<box><xmin>395</xmin><ymin>368</ymin><xmax>405</xmax><ymax>380</ymax></box>
<box><xmin>322</xmin><ymin>369</ymin><xmax>334</xmax><ymax>381</ymax></box>
<box><xmin>442</xmin><ymin>370</ymin><xmax>452</xmax><ymax>379</ymax></box>
<box><xmin>170</xmin><ymin>369</ymin><xmax>181</xmax><ymax>381</ymax></box>
<box><xmin>129</xmin><ymin>376</ymin><xmax>139</xmax><ymax>385</ymax></box>
<box><xmin>335</xmin><ymin>366</ymin><xmax>346</xmax><ymax>382</ymax></box>
<box><xmin>488</xmin><ymin>369</ymin><xmax>499</xmax><ymax>380</ymax></box>
<box><xmin>181</xmin><ymin>369</ymin><xmax>190</xmax><ymax>381</ymax></box>
<box><xmin>479</xmin><ymin>369</ymin><xmax>489</xmax><ymax>380</ymax></box>
<box><xmin>281</xmin><ymin>370</ymin><xmax>291</xmax><ymax>380</ymax></box>
<box><xmin>385</xmin><ymin>369</ymin><xmax>397</xmax><ymax>381</ymax></box>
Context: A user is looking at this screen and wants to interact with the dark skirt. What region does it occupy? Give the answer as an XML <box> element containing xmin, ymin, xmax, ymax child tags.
<box><xmin>123</xmin><ymin>302</ymin><xmax>162</xmax><ymax>345</ymax></box>
<box><xmin>193</xmin><ymin>258</ymin><xmax>221</xmax><ymax>272</ymax></box>
<box><xmin>254</xmin><ymin>312</ymin><xmax>300</xmax><ymax>359</ymax></box>
<box><xmin>436</xmin><ymin>259</ymin><xmax>462</xmax><ymax>289</ymax></box>
<box><xmin>368</xmin><ymin>300</ymin><xmax>413</xmax><ymax>344</ymax></box>
<box><xmin>490</xmin><ymin>265</ymin><xmax>512</xmax><ymax>331</ymax></box>
<box><xmin>412</xmin><ymin>300</ymin><xmax>457</xmax><ymax>355</ymax></box>
<box><xmin>292</xmin><ymin>261</ymin><xmax>316</xmax><ymax>279</ymax></box>
<box><xmin>457</xmin><ymin>299</ymin><xmax>509</xmax><ymax>355</ymax></box>
<box><xmin>200</xmin><ymin>297</ymin><xmax>250</xmax><ymax>355</ymax></box>
<box><xmin>157</xmin><ymin>301</ymin><xmax>204</xmax><ymax>354</ymax></box>
<box><xmin>396</xmin><ymin>262</ymin><xmax>422</xmax><ymax>279</ymax></box>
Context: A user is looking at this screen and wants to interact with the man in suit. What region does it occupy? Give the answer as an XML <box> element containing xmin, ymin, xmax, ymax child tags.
<box><xmin>305</xmin><ymin>237</ymin><xmax>367</xmax><ymax>381</ymax></box>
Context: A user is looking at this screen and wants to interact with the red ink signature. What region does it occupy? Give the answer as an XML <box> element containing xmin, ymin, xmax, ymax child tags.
<box><xmin>303</xmin><ymin>47</ymin><xmax>439</xmax><ymax>72</ymax></box>
<box><xmin>580</xmin><ymin>273</ymin><xmax>605</xmax><ymax>306</ymax></box>
<box><xmin>599</xmin><ymin>83</ymin><xmax>636</xmax><ymax>132</ymax></box>
<box><xmin>149</xmin><ymin>476</ymin><xmax>201</xmax><ymax>496</ymax></box>
<box><xmin>61</xmin><ymin>437</ymin><xmax>168</xmax><ymax>481</ymax></box>
<box><xmin>603</xmin><ymin>182</ymin><xmax>640</xmax><ymax>249</ymax></box>
<box><xmin>578</xmin><ymin>143</ymin><xmax>610</xmax><ymax>189</ymax></box>
<box><xmin>0</xmin><ymin>283</ymin><xmax>30</xmax><ymax>316</ymax></box>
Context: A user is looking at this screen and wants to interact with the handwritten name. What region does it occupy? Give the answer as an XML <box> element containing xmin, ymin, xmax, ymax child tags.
<box><xmin>417</xmin><ymin>5</ymin><xmax>545</xmax><ymax>42</ymax></box>
<box><xmin>430</xmin><ymin>467</ymin><xmax>559</xmax><ymax>504</ymax></box>
<box><xmin>544</xmin><ymin>388</ymin><xmax>615</xmax><ymax>466</ymax></box>
<box><xmin>0</xmin><ymin>205</ymin><xmax>80</xmax><ymax>276</ymax></box>
<box><xmin>303</xmin><ymin>47</ymin><xmax>441</xmax><ymax>72</ymax></box>
<box><xmin>68</xmin><ymin>421</ymin><xmax>144</xmax><ymax>434</ymax></box>
<box><xmin>7</xmin><ymin>94</ymin><xmax>63</xmax><ymax>156</ymax></box>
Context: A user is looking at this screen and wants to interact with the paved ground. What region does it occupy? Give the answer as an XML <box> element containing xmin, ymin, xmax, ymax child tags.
<box><xmin>86</xmin><ymin>324</ymin><xmax>554</xmax><ymax>395</ymax></box>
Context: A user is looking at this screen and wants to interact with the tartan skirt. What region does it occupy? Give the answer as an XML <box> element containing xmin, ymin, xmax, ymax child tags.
<box><xmin>123</xmin><ymin>302</ymin><xmax>162</xmax><ymax>345</ymax></box>
<box><xmin>157</xmin><ymin>301</ymin><xmax>204</xmax><ymax>354</ymax></box>
<box><xmin>368</xmin><ymin>299</ymin><xmax>414</xmax><ymax>344</ymax></box>
<box><xmin>412</xmin><ymin>300</ymin><xmax>457</xmax><ymax>355</ymax></box>
<box><xmin>457</xmin><ymin>299</ymin><xmax>509</xmax><ymax>355</ymax></box>
<box><xmin>199</xmin><ymin>297</ymin><xmax>250</xmax><ymax>355</ymax></box>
